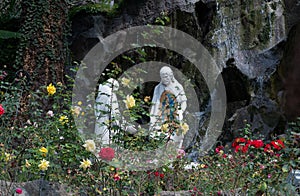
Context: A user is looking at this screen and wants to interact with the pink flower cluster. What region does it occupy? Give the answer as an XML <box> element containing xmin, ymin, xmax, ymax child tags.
<box><xmin>0</xmin><ymin>104</ymin><xmax>4</xmax><ymax>116</ymax></box>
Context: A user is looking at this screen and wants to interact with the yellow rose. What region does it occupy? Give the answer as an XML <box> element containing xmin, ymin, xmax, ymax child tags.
<box><xmin>80</xmin><ymin>159</ymin><xmax>92</xmax><ymax>170</ymax></box>
<box><xmin>4</xmin><ymin>152</ymin><xmax>12</xmax><ymax>162</ymax></box>
<box><xmin>121</xmin><ymin>78</ymin><xmax>130</xmax><ymax>86</ymax></box>
<box><xmin>39</xmin><ymin>147</ymin><xmax>48</xmax><ymax>157</ymax></box>
<box><xmin>38</xmin><ymin>159</ymin><xmax>50</xmax><ymax>171</ymax></box>
<box><xmin>59</xmin><ymin>115</ymin><xmax>69</xmax><ymax>125</ymax></box>
<box><xmin>180</xmin><ymin>123</ymin><xmax>189</xmax><ymax>135</ymax></box>
<box><xmin>161</xmin><ymin>123</ymin><xmax>169</xmax><ymax>132</ymax></box>
<box><xmin>144</xmin><ymin>96</ymin><xmax>151</xmax><ymax>103</ymax></box>
<box><xmin>71</xmin><ymin>106</ymin><xmax>81</xmax><ymax>117</ymax></box>
<box><xmin>124</xmin><ymin>95</ymin><xmax>135</xmax><ymax>109</ymax></box>
<box><xmin>46</xmin><ymin>83</ymin><xmax>56</xmax><ymax>95</ymax></box>
<box><xmin>25</xmin><ymin>159</ymin><xmax>31</xmax><ymax>168</ymax></box>
<box><xmin>83</xmin><ymin>140</ymin><xmax>96</xmax><ymax>152</ymax></box>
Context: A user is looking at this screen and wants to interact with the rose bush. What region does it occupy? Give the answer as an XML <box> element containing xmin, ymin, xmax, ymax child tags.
<box><xmin>0</xmin><ymin>68</ymin><xmax>299</xmax><ymax>195</ymax></box>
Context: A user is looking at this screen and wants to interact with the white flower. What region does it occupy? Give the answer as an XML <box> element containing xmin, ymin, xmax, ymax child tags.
<box><xmin>46</xmin><ymin>110</ymin><xmax>54</xmax><ymax>117</ymax></box>
<box><xmin>33</xmin><ymin>122</ymin><xmax>38</xmax><ymax>127</ymax></box>
<box><xmin>83</xmin><ymin>140</ymin><xmax>96</xmax><ymax>152</ymax></box>
<box><xmin>184</xmin><ymin>162</ymin><xmax>199</xmax><ymax>170</ymax></box>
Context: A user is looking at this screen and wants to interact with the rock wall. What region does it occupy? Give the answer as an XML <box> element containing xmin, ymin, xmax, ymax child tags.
<box><xmin>278</xmin><ymin>21</ymin><xmax>300</xmax><ymax>119</ymax></box>
<box><xmin>69</xmin><ymin>0</ymin><xmax>300</xmax><ymax>146</ymax></box>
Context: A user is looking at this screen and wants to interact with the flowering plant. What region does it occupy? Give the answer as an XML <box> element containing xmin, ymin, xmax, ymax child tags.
<box><xmin>0</xmin><ymin>104</ymin><xmax>4</xmax><ymax>116</ymax></box>
<box><xmin>0</xmin><ymin>66</ymin><xmax>299</xmax><ymax>196</ymax></box>
<box><xmin>99</xmin><ymin>147</ymin><xmax>115</xmax><ymax>161</ymax></box>
<box><xmin>46</xmin><ymin>83</ymin><xmax>56</xmax><ymax>95</ymax></box>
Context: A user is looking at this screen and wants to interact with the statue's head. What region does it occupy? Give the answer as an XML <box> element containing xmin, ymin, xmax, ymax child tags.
<box><xmin>160</xmin><ymin>66</ymin><xmax>174</xmax><ymax>86</ymax></box>
<box><xmin>107</xmin><ymin>78</ymin><xmax>119</xmax><ymax>91</ymax></box>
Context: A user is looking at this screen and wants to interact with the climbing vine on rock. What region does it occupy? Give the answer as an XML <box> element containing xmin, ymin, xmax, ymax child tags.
<box><xmin>15</xmin><ymin>0</ymin><xmax>69</xmax><ymax>87</ymax></box>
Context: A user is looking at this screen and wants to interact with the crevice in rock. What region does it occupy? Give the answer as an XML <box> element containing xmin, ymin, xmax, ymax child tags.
<box><xmin>221</xmin><ymin>64</ymin><xmax>250</xmax><ymax>103</ymax></box>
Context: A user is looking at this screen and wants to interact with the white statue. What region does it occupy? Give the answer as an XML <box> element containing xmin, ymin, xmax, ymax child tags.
<box><xmin>150</xmin><ymin>66</ymin><xmax>187</xmax><ymax>148</ymax></box>
<box><xmin>95</xmin><ymin>78</ymin><xmax>138</xmax><ymax>145</ymax></box>
<box><xmin>94</xmin><ymin>78</ymin><xmax>120</xmax><ymax>145</ymax></box>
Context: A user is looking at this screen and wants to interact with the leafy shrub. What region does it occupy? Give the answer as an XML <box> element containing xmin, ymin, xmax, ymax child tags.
<box><xmin>0</xmin><ymin>69</ymin><xmax>299</xmax><ymax>195</ymax></box>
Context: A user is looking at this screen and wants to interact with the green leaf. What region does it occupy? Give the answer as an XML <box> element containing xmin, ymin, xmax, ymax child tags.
<box><xmin>0</xmin><ymin>30</ymin><xmax>21</xmax><ymax>39</ymax></box>
<box><xmin>282</xmin><ymin>164</ymin><xmax>289</xmax><ymax>173</ymax></box>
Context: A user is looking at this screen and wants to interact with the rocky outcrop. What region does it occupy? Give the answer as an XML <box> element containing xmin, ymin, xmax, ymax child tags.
<box><xmin>277</xmin><ymin>21</ymin><xmax>300</xmax><ymax>120</ymax></box>
<box><xmin>207</xmin><ymin>0</ymin><xmax>286</xmax><ymax>78</ymax></box>
<box><xmin>70</xmin><ymin>0</ymin><xmax>204</xmax><ymax>60</ymax></box>
<box><xmin>69</xmin><ymin>0</ymin><xmax>300</xmax><ymax>147</ymax></box>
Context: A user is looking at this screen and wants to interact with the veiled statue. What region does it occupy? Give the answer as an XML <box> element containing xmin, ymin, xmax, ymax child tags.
<box><xmin>94</xmin><ymin>78</ymin><xmax>120</xmax><ymax>144</ymax></box>
<box><xmin>150</xmin><ymin>66</ymin><xmax>187</xmax><ymax>148</ymax></box>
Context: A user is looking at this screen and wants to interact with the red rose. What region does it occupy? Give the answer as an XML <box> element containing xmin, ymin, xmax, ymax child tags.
<box><xmin>235</xmin><ymin>138</ymin><xmax>247</xmax><ymax>143</ymax></box>
<box><xmin>264</xmin><ymin>144</ymin><xmax>273</xmax><ymax>154</ymax></box>
<box><xmin>235</xmin><ymin>144</ymin><xmax>249</xmax><ymax>153</ymax></box>
<box><xmin>271</xmin><ymin>139</ymin><xmax>284</xmax><ymax>150</ymax></box>
<box><xmin>113</xmin><ymin>173</ymin><xmax>120</xmax><ymax>181</ymax></box>
<box><xmin>154</xmin><ymin>171</ymin><xmax>160</xmax><ymax>177</ymax></box>
<box><xmin>16</xmin><ymin>188</ymin><xmax>22</xmax><ymax>194</ymax></box>
<box><xmin>0</xmin><ymin>104</ymin><xmax>5</xmax><ymax>116</ymax></box>
<box><xmin>232</xmin><ymin>138</ymin><xmax>247</xmax><ymax>148</ymax></box>
<box><xmin>234</xmin><ymin>145</ymin><xmax>242</xmax><ymax>152</ymax></box>
<box><xmin>160</xmin><ymin>173</ymin><xmax>164</xmax><ymax>178</ymax></box>
<box><xmin>99</xmin><ymin>147</ymin><xmax>115</xmax><ymax>161</ymax></box>
<box><xmin>250</xmin><ymin>140</ymin><xmax>264</xmax><ymax>148</ymax></box>
<box><xmin>242</xmin><ymin>144</ymin><xmax>250</xmax><ymax>153</ymax></box>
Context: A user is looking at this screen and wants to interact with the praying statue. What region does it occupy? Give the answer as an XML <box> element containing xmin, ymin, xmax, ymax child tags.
<box><xmin>95</xmin><ymin>78</ymin><xmax>138</xmax><ymax>145</ymax></box>
<box><xmin>150</xmin><ymin>66</ymin><xmax>187</xmax><ymax>148</ymax></box>
<box><xmin>94</xmin><ymin>78</ymin><xmax>120</xmax><ymax>145</ymax></box>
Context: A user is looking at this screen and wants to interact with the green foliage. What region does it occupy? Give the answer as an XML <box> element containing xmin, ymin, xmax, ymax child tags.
<box><xmin>0</xmin><ymin>0</ymin><xmax>22</xmax><ymax>73</ymax></box>
<box><xmin>1</xmin><ymin>64</ymin><xmax>300</xmax><ymax>195</ymax></box>
<box><xmin>154</xmin><ymin>12</ymin><xmax>170</xmax><ymax>26</ymax></box>
<box><xmin>0</xmin><ymin>39</ymin><xmax>20</xmax><ymax>75</ymax></box>
<box><xmin>283</xmin><ymin>118</ymin><xmax>300</xmax><ymax>169</ymax></box>
<box><xmin>69</xmin><ymin>1</ymin><xmax>122</xmax><ymax>18</ymax></box>
<box><xmin>13</xmin><ymin>0</ymin><xmax>70</xmax><ymax>84</ymax></box>
<box><xmin>0</xmin><ymin>30</ymin><xmax>21</xmax><ymax>39</ymax></box>
<box><xmin>0</xmin><ymin>0</ymin><xmax>22</xmax><ymax>23</ymax></box>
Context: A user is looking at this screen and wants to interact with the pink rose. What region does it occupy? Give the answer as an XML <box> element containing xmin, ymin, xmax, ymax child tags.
<box><xmin>16</xmin><ymin>188</ymin><xmax>22</xmax><ymax>194</ymax></box>
<box><xmin>0</xmin><ymin>104</ymin><xmax>5</xmax><ymax>116</ymax></box>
